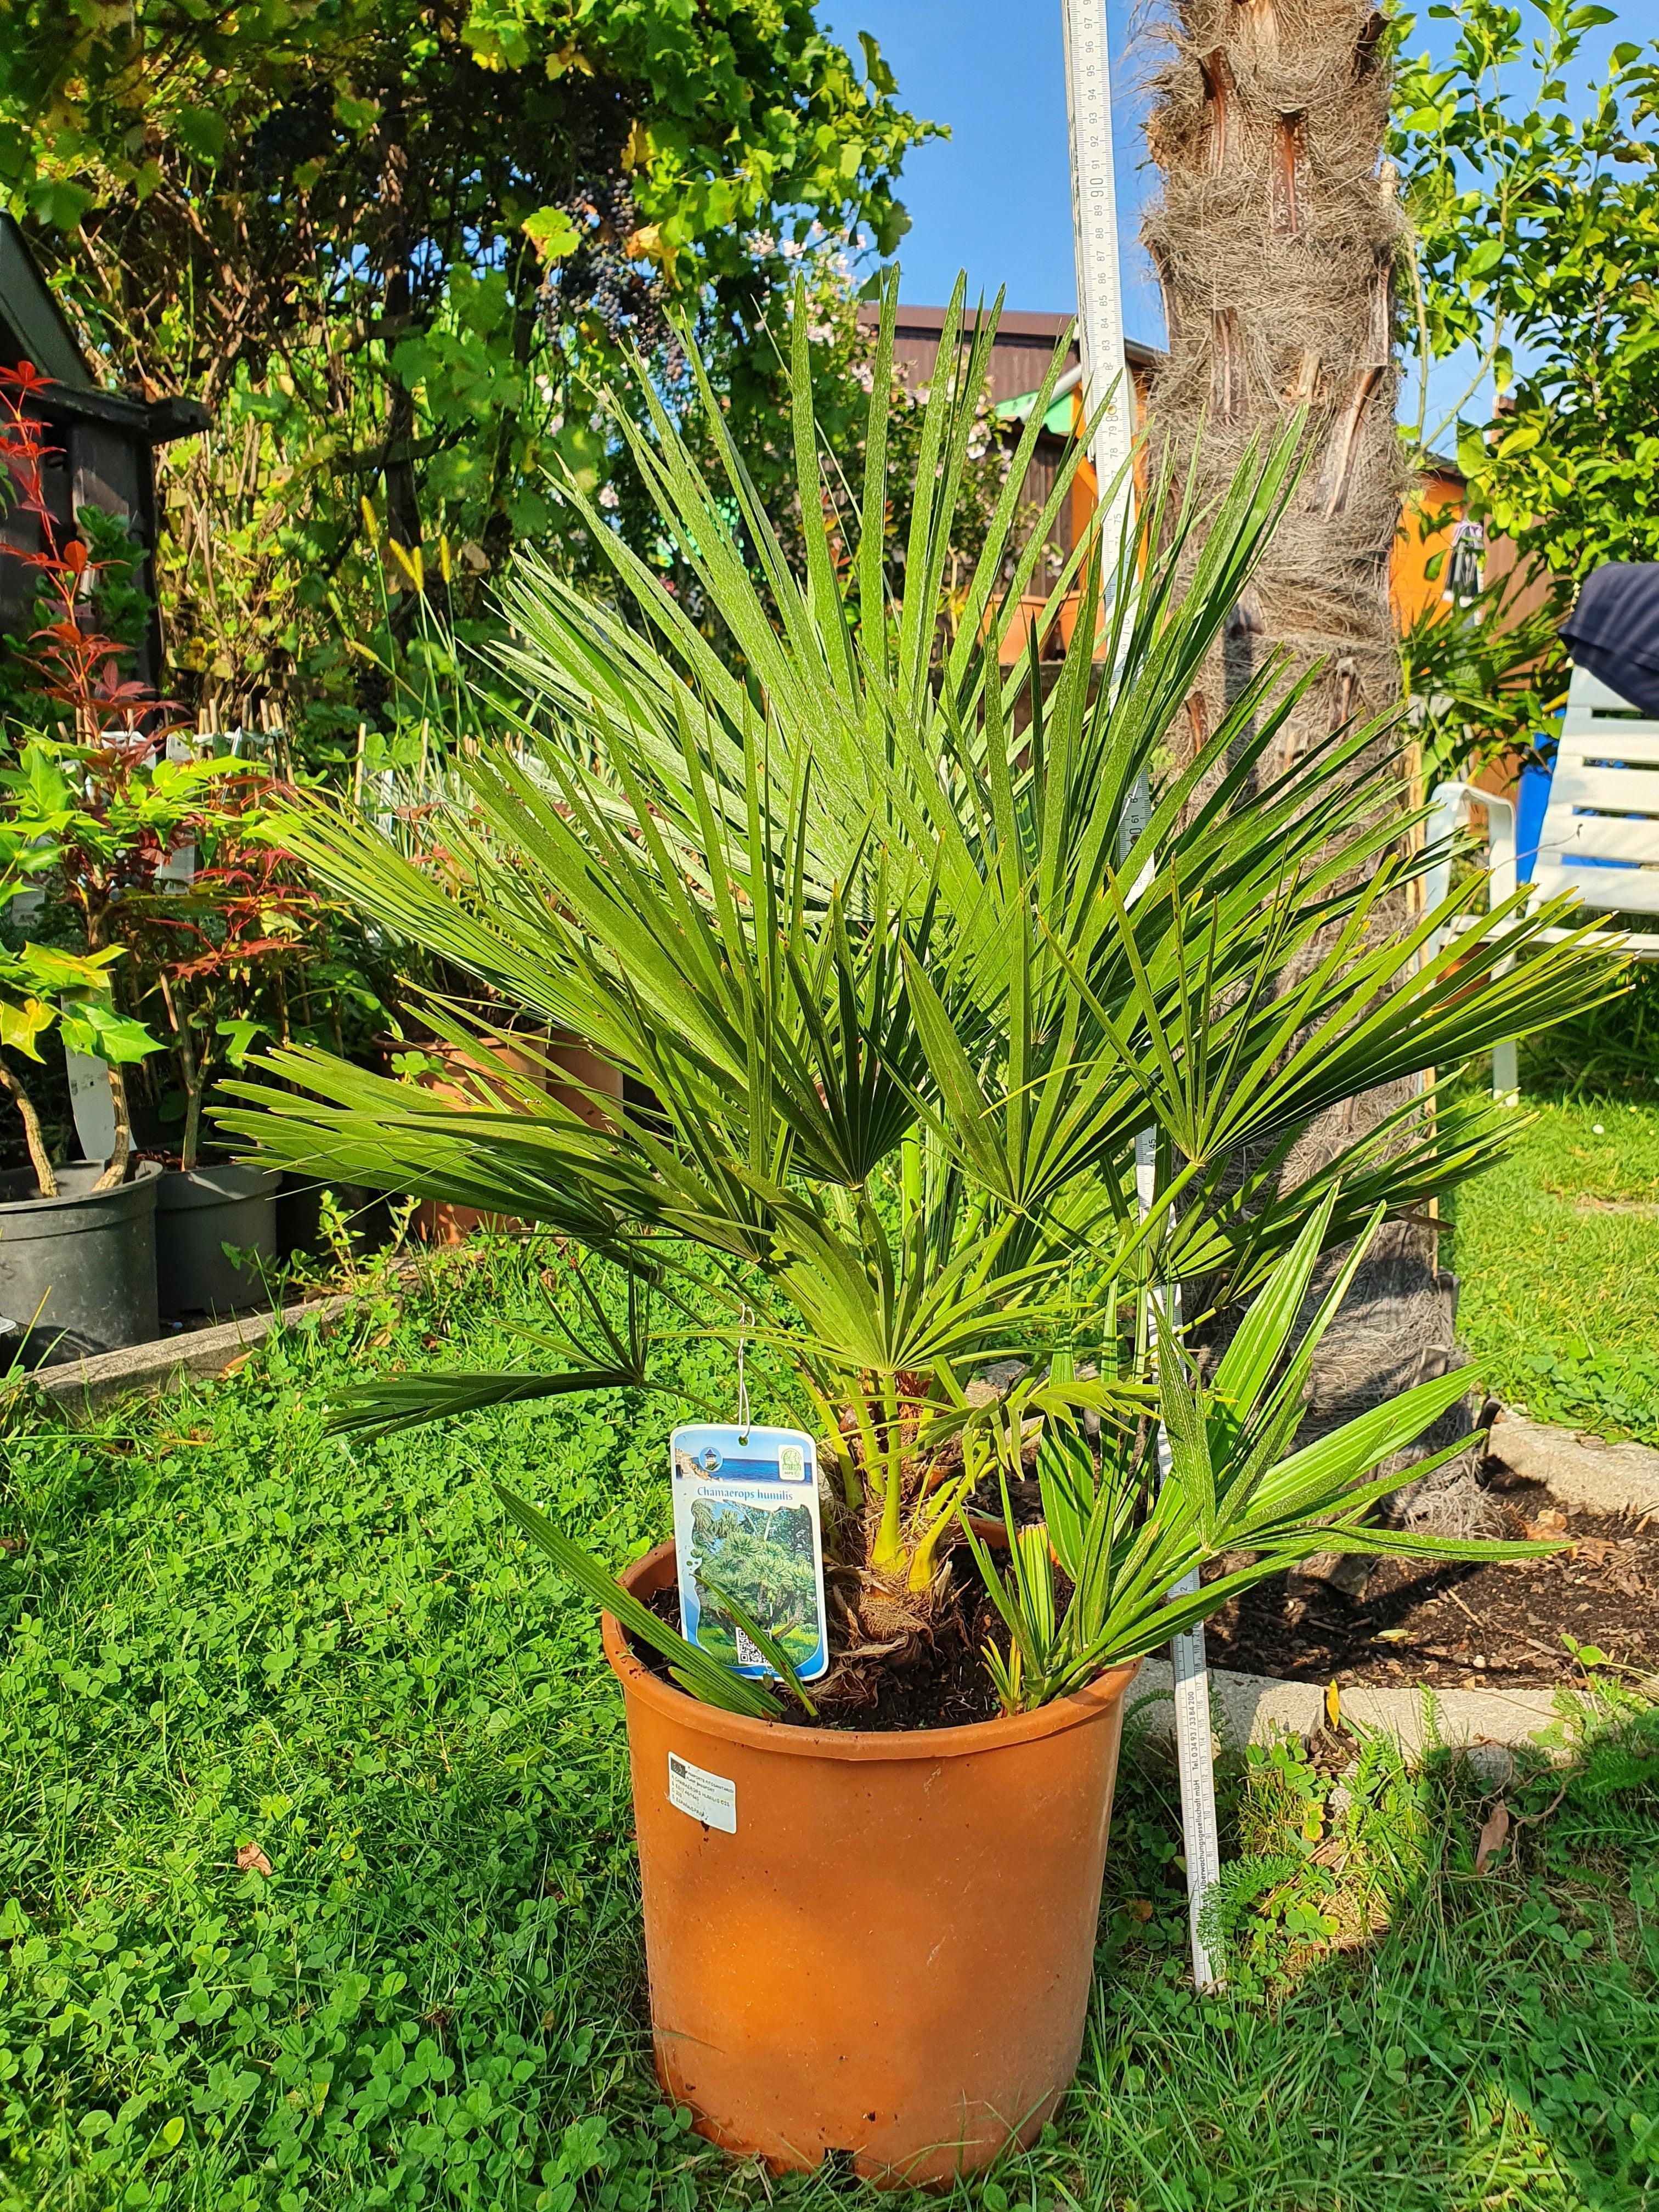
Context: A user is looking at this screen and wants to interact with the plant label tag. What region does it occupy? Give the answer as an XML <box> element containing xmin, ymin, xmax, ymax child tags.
<box><xmin>64</xmin><ymin>1047</ymin><xmax>116</xmax><ymax>1165</ymax></box>
<box><xmin>670</xmin><ymin>1422</ymin><xmax>830</xmax><ymax>1683</ymax></box>
<box><xmin>667</xmin><ymin>1752</ymin><xmax>737</xmax><ymax>1833</ymax></box>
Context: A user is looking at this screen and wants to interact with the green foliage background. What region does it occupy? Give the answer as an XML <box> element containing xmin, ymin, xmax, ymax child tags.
<box><xmin>1393</xmin><ymin>0</ymin><xmax>1659</xmax><ymax>579</ymax></box>
<box><xmin>0</xmin><ymin>0</ymin><xmax>937</xmax><ymax>754</ymax></box>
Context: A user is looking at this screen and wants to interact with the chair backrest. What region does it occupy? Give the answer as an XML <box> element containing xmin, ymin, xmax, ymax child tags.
<box><xmin>1533</xmin><ymin>664</ymin><xmax>1659</xmax><ymax>914</ymax></box>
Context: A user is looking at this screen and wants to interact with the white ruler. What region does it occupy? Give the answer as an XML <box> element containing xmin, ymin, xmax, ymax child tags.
<box><xmin>1070</xmin><ymin>0</ymin><xmax>1221</xmax><ymax>1993</ymax></box>
<box><xmin>1061</xmin><ymin>0</ymin><xmax>1139</xmax><ymax>565</ymax></box>
<box><xmin>1136</xmin><ymin>1135</ymin><xmax>1221</xmax><ymax>1993</ymax></box>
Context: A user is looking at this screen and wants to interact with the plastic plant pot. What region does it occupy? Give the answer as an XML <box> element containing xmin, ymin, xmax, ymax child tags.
<box><xmin>154</xmin><ymin>1162</ymin><xmax>281</xmax><ymax>1318</ymax></box>
<box><xmin>0</xmin><ymin>1160</ymin><xmax>161</xmax><ymax>1363</ymax></box>
<box><xmin>602</xmin><ymin>1541</ymin><xmax>1141</xmax><ymax>2190</ymax></box>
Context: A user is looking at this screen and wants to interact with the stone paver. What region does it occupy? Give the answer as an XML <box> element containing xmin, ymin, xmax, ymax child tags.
<box><xmin>1486</xmin><ymin>1410</ymin><xmax>1659</xmax><ymax>1518</ymax></box>
<box><xmin>31</xmin><ymin>1289</ymin><xmax>358</xmax><ymax>1413</ymax></box>
<box><xmin>1131</xmin><ymin>1655</ymin><xmax>1567</xmax><ymax>1776</ymax></box>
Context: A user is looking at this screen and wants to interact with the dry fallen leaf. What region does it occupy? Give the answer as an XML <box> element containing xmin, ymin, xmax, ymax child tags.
<box><xmin>1475</xmin><ymin>1802</ymin><xmax>1510</xmax><ymax>1876</ymax></box>
<box><xmin>1324</xmin><ymin>1679</ymin><xmax>1341</xmax><ymax>1732</ymax></box>
<box><xmin>1524</xmin><ymin>1508</ymin><xmax>1569</xmax><ymax>1539</ymax></box>
<box><xmin>1123</xmin><ymin>1898</ymin><xmax>1154</xmax><ymax>1923</ymax></box>
<box><xmin>236</xmin><ymin>1843</ymin><xmax>273</xmax><ymax>1877</ymax></box>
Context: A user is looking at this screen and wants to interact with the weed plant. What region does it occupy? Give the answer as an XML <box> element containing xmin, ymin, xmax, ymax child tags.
<box><xmin>0</xmin><ymin>1239</ymin><xmax>1653</xmax><ymax>2210</ymax></box>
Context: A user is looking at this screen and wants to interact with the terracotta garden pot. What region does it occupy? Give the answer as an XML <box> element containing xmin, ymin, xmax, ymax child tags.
<box><xmin>602</xmin><ymin>1542</ymin><xmax>1142</xmax><ymax>2190</ymax></box>
<box><xmin>383</xmin><ymin>1031</ymin><xmax>622</xmax><ymax>1244</ymax></box>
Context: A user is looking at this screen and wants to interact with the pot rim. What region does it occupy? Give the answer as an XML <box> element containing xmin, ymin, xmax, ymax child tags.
<box><xmin>0</xmin><ymin>1157</ymin><xmax>162</xmax><ymax>1214</ymax></box>
<box><xmin>602</xmin><ymin>1541</ymin><xmax>1143</xmax><ymax>1764</ymax></box>
<box><xmin>154</xmin><ymin>1160</ymin><xmax>284</xmax><ymax>1190</ymax></box>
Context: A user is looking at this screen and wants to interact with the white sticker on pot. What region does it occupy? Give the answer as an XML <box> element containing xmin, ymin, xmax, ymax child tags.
<box><xmin>668</xmin><ymin>1752</ymin><xmax>736</xmax><ymax>1833</ymax></box>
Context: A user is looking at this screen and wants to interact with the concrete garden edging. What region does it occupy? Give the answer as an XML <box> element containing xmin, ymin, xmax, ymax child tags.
<box><xmin>1484</xmin><ymin>1409</ymin><xmax>1659</xmax><ymax>1518</ymax></box>
<box><xmin>30</xmin><ymin>1285</ymin><xmax>363</xmax><ymax>1412</ymax></box>
<box><xmin>1130</xmin><ymin>1655</ymin><xmax>1567</xmax><ymax>1776</ymax></box>
<box><xmin>1132</xmin><ymin>1414</ymin><xmax>1659</xmax><ymax>1768</ymax></box>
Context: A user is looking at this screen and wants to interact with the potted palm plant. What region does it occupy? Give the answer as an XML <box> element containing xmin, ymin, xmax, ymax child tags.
<box><xmin>222</xmin><ymin>289</ymin><xmax>1605</xmax><ymax>2185</ymax></box>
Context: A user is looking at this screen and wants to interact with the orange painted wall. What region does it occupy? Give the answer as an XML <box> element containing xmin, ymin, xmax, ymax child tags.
<box><xmin>1392</xmin><ymin>467</ymin><xmax>1466</xmax><ymax>630</ymax></box>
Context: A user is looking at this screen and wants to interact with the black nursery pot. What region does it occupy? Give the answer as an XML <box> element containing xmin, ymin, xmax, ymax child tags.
<box><xmin>155</xmin><ymin>1164</ymin><xmax>282</xmax><ymax>1319</ymax></box>
<box><xmin>0</xmin><ymin>1161</ymin><xmax>161</xmax><ymax>1365</ymax></box>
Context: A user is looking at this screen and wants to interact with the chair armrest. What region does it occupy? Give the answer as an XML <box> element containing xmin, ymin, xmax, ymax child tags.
<box><xmin>1426</xmin><ymin>781</ymin><xmax>1517</xmax><ymax>915</ymax></box>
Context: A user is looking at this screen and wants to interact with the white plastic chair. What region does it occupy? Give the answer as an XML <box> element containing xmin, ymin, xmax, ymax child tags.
<box><xmin>1426</xmin><ymin>664</ymin><xmax>1659</xmax><ymax>1101</ymax></box>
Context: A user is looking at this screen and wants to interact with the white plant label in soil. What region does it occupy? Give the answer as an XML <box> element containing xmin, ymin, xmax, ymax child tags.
<box><xmin>670</xmin><ymin>1422</ymin><xmax>830</xmax><ymax>1683</ymax></box>
<box><xmin>64</xmin><ymin>1046</ymin><xmax>116</xmax><ymax>1165</ymax></box>
<box><xmin>667</xmin><ymin>1752</ymin><xmax>737</xmax><ymax>1833</ymax></box>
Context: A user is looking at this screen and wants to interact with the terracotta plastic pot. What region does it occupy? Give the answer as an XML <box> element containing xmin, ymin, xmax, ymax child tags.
<box><xmin>382</xmin><ymin>1031</ymin><xmax>621</xmax><ymax>1244</ymax></box>
<box><xmin>602</xmin><ymin>1543</ymin><xmax>1141</xmax><ymax>2189</ymax></box>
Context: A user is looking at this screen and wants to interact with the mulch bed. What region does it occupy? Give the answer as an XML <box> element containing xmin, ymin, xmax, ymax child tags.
<box><xmin>1200</xmin><ymin>1475</ymin><xmax>1657</xmax><ymax>1690</ymax></box>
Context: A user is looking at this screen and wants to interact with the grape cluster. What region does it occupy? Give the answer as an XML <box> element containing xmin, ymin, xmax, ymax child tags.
<box><xmin>541</xmin><ymin>174</ymin><xmax>665</xmax><ymax>351</ymax></box>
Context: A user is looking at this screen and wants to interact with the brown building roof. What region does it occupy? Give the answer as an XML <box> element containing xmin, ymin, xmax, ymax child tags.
<box><xmin>856</xmin><ymin>301</ymin><xmax>1159</xmax><ymax>408</ymax></box>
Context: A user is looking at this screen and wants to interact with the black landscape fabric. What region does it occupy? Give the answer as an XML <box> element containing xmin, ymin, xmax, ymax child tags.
<box><xmin>1563</xmin><ymin>561</ymin><xmax>1659</xmax><ymax>718</ymax></box>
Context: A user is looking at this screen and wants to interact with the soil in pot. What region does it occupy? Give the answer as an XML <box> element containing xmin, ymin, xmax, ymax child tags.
<box><xmin>154</xmin><ymin>1162</ymin><xmax>282</xmax><ymax>1319</ymax></box>
<box><xmin>1200</xmin><ymin>1485</ymin><xmax>1656</xmax><ymax>1690</ymax></box>
<box><xmin>607</xmin><ymin>1542</ymin><xmax>1141</xmax><ymax>2188</ymax></box>
<box><xmin>0</xmin><ymin>1160</ymin><xmax>161</xmax><ymax>1363</ymax></box>
<box><xmin>640</xmin><ymin>1549</ymin><xmax>1010</xmax><ymax>1731</ymax></box>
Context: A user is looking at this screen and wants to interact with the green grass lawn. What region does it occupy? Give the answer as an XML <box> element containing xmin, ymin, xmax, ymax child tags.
<box><xmin>1451</xmin><ymin>1097</ymin><xmax>1659</xmax><ymax>1442</ymax></box>
<box><xmin>1</xmin><ymin>1239</ymin><xmax>1655</xmax><ymax>2210</ymax></box>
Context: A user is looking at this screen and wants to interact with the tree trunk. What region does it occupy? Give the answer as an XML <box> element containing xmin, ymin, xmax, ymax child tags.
<box><xmin>1144</xmin><ymin>0</ymin><xmax>1402</xmax><ymax>776</ymax></box>
<box><xmin>0</xmin><ymin>1058</ymin><xmax>58</xmax><ymax>1197</ymax></box>
<box><xmin>91</xmin><ymin>1063</ymin><xmax>132</xmax><ymax>1191</ymax></box>
<box><xmin>376</xmin><ymin>107</ymin><xmax>423</xmax><ymax>649</ymax></box>
<box><xmin>1142</xmin><ymin>0</ymin><xmax>1483</xmax><ymax>1543</ymax></box>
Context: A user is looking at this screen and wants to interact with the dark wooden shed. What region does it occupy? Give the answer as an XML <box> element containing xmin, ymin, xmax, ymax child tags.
<box><xmin>0</xmin><ymin>214</ymin><xmax>206</xmax><ymax>696</ymax></box>
<box><xmin>857</xmin><ymin>301</ymin><xmax>1160</xmax><ymax>661</ymax></box>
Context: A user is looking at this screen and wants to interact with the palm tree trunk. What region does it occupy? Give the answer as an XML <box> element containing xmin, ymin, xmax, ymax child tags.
<box><xmin>1142</xmin><ymin>0</ymin><xmax>1481</xmax><ymax>1542</ymax></box>
<box><xmin>1143</xmin><ymin>0</ymin><xmax>1403</xmax><ymax>773</ymax></box>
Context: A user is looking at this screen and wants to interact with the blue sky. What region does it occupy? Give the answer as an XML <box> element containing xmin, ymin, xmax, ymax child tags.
<box><xmin>822</xmin><ymin>1</ymin><xmax>1641</xmax><ymax>428</ymax></box>
<box><xmin>821</xmin><ymin>0</ymin><xmax>1162</xmax><ymax>335</ymax></box>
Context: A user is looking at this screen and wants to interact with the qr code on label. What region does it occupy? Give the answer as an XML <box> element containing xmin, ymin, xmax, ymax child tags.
<box><xmin>735</xmin><ymin>1628</ymin><xmax>764</xmax><ymax>1667</ymax></box>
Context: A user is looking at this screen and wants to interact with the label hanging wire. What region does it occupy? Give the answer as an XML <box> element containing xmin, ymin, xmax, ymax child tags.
<box><xmin>736</xmin><ymin>1304</ymin><xmax>752</xmax><ymax>1442</ymax></box>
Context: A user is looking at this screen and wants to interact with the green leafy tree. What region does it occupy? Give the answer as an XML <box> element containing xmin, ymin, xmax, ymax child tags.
<box><xmin>689</xmin><ymin>1503</ymin><xmax>819</xmax><ymax>1654</ymax></box>
<box><xmin>224</xmin><ymin>298</ymin><xmax>1604</xmax><ymax>1719</ymax></box>
<box><xmin>1399</xmin><ymin>550</ymin><xmax>1570</xmax><ymax>783</ymax></box>
<box><xmin>0</xmin><ymin>0</ymin><xmax>934</xmax><ymax>737</ymax></box>
<box><xmin>1393</xmin><ymin>0</ymin><xmax>1659</xmax><ymax>577</ymax></box>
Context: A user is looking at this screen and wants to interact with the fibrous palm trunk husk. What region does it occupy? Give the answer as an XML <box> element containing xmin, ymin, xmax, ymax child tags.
<box><xmin>1141</xmin><ymin>0</ymin><xmax>1489</xmax><ymax>1547</ymax></box>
